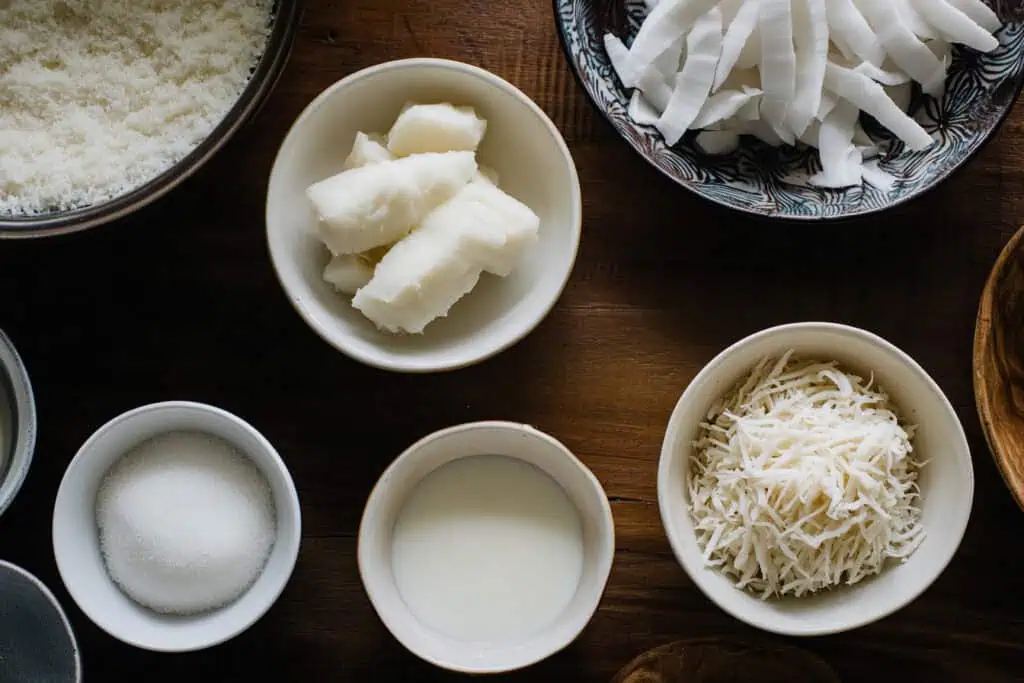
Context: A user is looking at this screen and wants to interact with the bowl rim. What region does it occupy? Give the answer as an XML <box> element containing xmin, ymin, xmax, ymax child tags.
<box><xmin>0</xmin><ymin>0</ymin><xmax>301</xmax><ymax>239</ymax></box>
<box><xmin>657</xmin><ymin>321</ymin><xmax>974</xmax><ymax>636</ymax></box>
<box><xmin>356</xmin><ymin>420</ymin><xmax>615</xmax><ymax>674</ymax></box>
<box><xmin>0</xmin><ymin>559</ymin><xmax>82</xmax><ymax>683</ymax></box>
<box><xmin>0</xmin><ymin>328</ymin><xmax>36</xmax><ymax>519</ymax></box>
<box><xmin>609</xmin><ymin>638</ymin><xmax>842</xmax><ymax>683</ymax></box>
<box><xmin>973</xmin><ymin>223</ymin><xmax>1024</xmax><ymax>509</ymax></box>
<box><xmin>264</xmin><ymin>56</ymin><xmax>583</xmax><ymax>374</ymax></box>
<box><xmin>51</xmin><ymin>399</ymin><xmax>302</xmax><ymax>653</ymax></box>
<box><xmin>551</xmin><ymin>0</ymin><xmax>1024</xmax><ymax>223</ymax></box>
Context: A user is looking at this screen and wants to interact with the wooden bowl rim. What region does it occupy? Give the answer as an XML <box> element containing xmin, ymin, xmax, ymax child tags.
<box><xmin>609</xmin><ymin>637</ymin><xmax>841</xmax><ymax>683</ymax></box>
<box><xmin>973</xmin><ymin>223</ymin><xmax>1024</xmax><ymax>510</ymax></box>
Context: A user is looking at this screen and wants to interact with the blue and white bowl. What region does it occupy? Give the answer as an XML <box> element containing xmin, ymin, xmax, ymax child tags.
<box><xmin>554</xmin><ymin>0</ymin><xmax>1024</xmax><ymax>220</ymax></box>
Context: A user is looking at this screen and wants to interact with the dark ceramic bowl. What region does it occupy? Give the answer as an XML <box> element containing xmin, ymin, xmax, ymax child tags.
<box><xmin>0</xmin><ymin>329</ymin><xmax>35</xmax><ymax>519</ymax></box>
<box><xmin>554</xmin><ymin>0</ymin><xmax>1024</xmax><ymax>220</ymax></box>
<box><xmin>0</xmin><ymin>560</ymin><xmax>81</xmax><ymax>683</ymax></box>
<box><xmin>0</xmin><ymin>0</ymin><xmax>301</xmax><ymax>239</ymax></box>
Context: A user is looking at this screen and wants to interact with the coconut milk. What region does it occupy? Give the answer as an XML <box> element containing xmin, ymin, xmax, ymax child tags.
<box><xmin>391</xmin><ymin>454</ymin><xmax>584</xmax><ymax>642</ymax></box>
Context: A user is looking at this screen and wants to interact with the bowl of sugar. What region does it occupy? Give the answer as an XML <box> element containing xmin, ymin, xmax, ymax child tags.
<box><xmin>358</xmin><ymin>421</ymin><xmax>615</xmax><ymax>674</ymax></box>
<box><xmin>0</xmin><ymin>329</ymin><xmax>36</xmax><ymax>519</ymax></box>
<box><xmin>0</xmin><ymin>559</ymin><xmax>81</xmax><ymax>683</ymax></box>
<box><xmin>52</xmin><ymin>401</ymin><xmax>302</xmax><ymax>652</ymax></box>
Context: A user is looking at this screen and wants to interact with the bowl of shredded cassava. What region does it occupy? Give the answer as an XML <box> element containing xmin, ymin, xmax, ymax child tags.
<box><xmin>0</xmin><ymin>0</ymin><xmax>299</xmax><ymax>238</ymax></box>
<box><xmin>658</xmin><ymin>322</ymin><xmax>973</xmax><ymax>637</ymax></box>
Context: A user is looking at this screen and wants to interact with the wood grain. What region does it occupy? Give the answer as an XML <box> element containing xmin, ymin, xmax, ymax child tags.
<box><xmin>975</xmin><ymin>225</ymin><xmax>1024</xmax><ymax>510</ymax></box>
<box><xmin>1</xmin><ymin>0</ymin><xmax>1024</xmax><ymax>681</ymax></box>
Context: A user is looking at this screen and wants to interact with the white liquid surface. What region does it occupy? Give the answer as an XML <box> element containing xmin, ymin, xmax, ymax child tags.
<box><xmin>391</xmin><ymin>454</ymin><xmax>584</xmax><ymax>643</ymax></box>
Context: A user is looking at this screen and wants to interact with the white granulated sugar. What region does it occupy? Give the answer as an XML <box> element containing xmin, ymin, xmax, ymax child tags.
<box><xmin>96</xmin><ymin>431</ymin><xmax>277</xmax><ymax>615</ymax></box>
<box><xmin>0</xmin><ymin>0</ymin><xmax>273</xmax><ymax>215</ymax></box>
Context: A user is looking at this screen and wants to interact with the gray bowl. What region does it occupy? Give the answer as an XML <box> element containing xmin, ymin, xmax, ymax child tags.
<box><xmin>0</xmin><ymin>560</ymin><xmax>81</xmax><ymax>683</ymax></box>
<box><xmin>0</xmin><ymin>330</ymin><xmax>36</xmax><ymax>518</ymax></box>
<box><xmin>554</xmin><ymin>0</ymin><xmax>1024</xmax><ymax>220</ymax></box>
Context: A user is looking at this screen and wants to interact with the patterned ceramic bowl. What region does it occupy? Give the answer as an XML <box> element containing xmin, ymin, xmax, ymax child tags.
<box><xmin>554</xmin><ymin>0</ymin><xmax>1024</xmax><ymax>220</ymax></box>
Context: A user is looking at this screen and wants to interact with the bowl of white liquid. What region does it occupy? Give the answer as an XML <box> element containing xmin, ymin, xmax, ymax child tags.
<box><xmin>358</xmin><ymin>421</ymin><xmax>615</xmax><ymax>674</ymax></box>
<box><xmin>51</xmin><ymin>401</ymin><xmax>302</xmax><ymax>652</ymax></box>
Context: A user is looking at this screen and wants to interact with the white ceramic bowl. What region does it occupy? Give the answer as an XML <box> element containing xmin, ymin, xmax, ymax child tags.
<box><xmin>358</xmin><ymin>421</ymin><xmax>614</xmax><ymax>673</ymax></box>
<box><xmin>52</xmin><ymin>401</ymin><xmax>302</xmax><ymax>652</ymax></box>
<box><xmin>658</xmin><ymin>322</ymin><xmax>973</xmax><ymax>637</ymax></box>
<box><xmin>0</xmin><ymin>560</ymin><xmax>81</xmax><ymax>682</ymax></box>
<box><xmin>266</xmin><ymin>58</ymin><xmax>582</xmax><ymax>373</ymax></box>
<box><xmin>0</xmin><ymin>329</ymin><xmax>36</xmax><ymax>519</ymax></box>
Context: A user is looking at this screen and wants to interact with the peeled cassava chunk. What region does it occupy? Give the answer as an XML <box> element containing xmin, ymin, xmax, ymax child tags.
<box><xmin>342</xmin><ymin>132</ymin><xmax>393</xmax><ymax>170</ymax></box>
<box><xmin>351</xmin><ymin>180</ymin><xmax>539</xmax><ymax>333</ymax></box>
<box><xmin>351</xmin><ymin>220</ymin><xmax>483</xmax><ymax>335</ymax></box>
<box><xmin>323</xmin><ymin>134</ymin><xmax>394</xmax><ymax>292</ymax></box>
<box><xmin>323</xmin><ymin>254</ymin><xmax>374</xmax><ymax>294</ymax></box>
<box><xmin>386</xmin><ymin>103</ymin><xmax>488</xmax><ymax>157</ymax></box>
<box><xmin>306</xmin><ymin>150</ymin><xmax>477</xmax><ymax>255</ymax></box>
<box><xmin>424</xmin><ymin>179</ymin><xmax>540</xmax><ymax>277</ymax></box>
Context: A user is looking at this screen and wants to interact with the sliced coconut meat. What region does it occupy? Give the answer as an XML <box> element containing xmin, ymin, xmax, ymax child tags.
<box><xmin>603</xmin><ymin>0</ymin><xmax>1002</xmax><ymax>190</ymax></box>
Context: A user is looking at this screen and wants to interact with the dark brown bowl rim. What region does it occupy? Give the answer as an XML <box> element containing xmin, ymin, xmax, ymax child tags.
<box><xmin>973</xmin><ymin>223</ymin><xmax>1024</xmax><ymax>510</ymax></box>
<box><xmin>0</xmin><ymin>0</ymin><xmax>302</xmax><ymax>239</ymax></box>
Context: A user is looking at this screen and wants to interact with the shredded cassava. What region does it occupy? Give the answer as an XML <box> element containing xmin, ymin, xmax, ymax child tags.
<box><xmin>688</xmin><ymin>350</ymin><xmax>925</xmax><ymax>599</ymax></box>
<box><xmin>0</xmin><ymin>0</ymin><xmax>273</xmax><ymax>215</ymax></box>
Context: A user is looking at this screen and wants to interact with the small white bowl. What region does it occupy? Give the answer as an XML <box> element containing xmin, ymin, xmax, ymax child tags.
<box><xmin>358</xmin><ymin>421</ymin><xmax>614</xmax><ymax>673</ymax></box>
<box><xmin>0</xmin><ymin>559</ymin><xmax>81</xmax><ymax>682</ymax></box>
<box><xmin>0</xmin><ymin>329</ymin><xmax>36</xmax><ymax>519</ymax></box>
<box><xmin>52</xmin><ymin>401</ymin><xmax>302</xmax><ymax>652</ymax></box>
<box><xmin>266</xmin><ymin>58</ymin><xmax>582</xmax><ymax>373</ymax></box>
<box><xmin>658</xmin><ymin>322</ymin><xmax>973</xmax><ymax>637</ymax></box>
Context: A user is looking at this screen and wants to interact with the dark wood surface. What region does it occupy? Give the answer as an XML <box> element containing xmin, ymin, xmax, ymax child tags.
<box><xmin>2</xmin><ymin>1</ymin><xmax>1024</xmax><ymax>681</ymax></box>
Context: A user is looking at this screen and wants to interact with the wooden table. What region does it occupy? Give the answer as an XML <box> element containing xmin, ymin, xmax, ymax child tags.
<box><xmin>1</xmin><ymin>1</ymin><xmax>1023</xmax><ymax>681</ymax></box>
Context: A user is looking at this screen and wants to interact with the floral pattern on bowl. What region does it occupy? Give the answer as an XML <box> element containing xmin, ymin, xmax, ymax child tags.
<box><xmin>554</xmin><ymin>0</ymin><xmax>1024</xmax><ymax>219</ymax></box>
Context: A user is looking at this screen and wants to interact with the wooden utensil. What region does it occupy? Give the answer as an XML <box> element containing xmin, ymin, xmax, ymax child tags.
<box><xmin>610</xmin><ymin>638</ymin><xmax>841</xmax><ymax>683</ymax></box>
<box><xmin>974</xmin><ymin>224</ymin><xmax>1024</xmax><ymax>509</ymax></box>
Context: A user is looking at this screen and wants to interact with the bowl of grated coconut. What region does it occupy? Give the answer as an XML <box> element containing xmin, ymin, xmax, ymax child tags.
<box><xmin>0</xmin><ymin>329</ymin><xmax>37</xmax><ymax>520</ymax></box>
<box><xmin>658</xmin><ymin>322</ymin><xmax>973</xmax><ymax>637</ymax></box>
<box><xmin>0</xmin><ymin>0</ymin><xmax>300</xmax><ymax>238</ymax></box>
<box><xmin>51</xmin><ymin>401</ymin><xmax>301</xmax><ymax>652</ymax></box>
